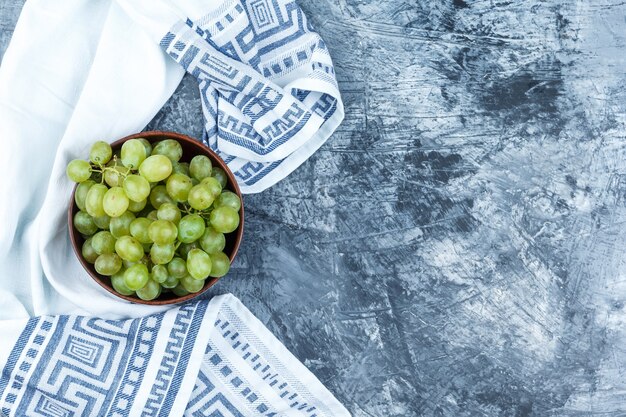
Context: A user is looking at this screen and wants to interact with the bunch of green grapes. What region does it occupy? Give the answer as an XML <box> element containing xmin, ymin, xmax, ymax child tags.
<box><xmin>67</xmin><ymin>138</ymin><xmax>241</xmax><ymax>301</ymax></box>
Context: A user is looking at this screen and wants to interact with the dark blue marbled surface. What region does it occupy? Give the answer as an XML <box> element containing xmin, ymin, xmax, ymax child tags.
<box><xmin>3</xmin><ymin>0</ymin><xmax>626</xmax><ymax>415</ymax></box>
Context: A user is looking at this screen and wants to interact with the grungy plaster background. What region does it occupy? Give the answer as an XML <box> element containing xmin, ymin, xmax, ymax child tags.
<box><xmin>3</xmin><ymin>0</ymin><xmax>626</xmax><ymax>415</ymax></box>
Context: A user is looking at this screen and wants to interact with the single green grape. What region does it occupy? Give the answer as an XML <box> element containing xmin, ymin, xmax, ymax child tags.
<box><xmin>181</xmin><ymin>275</ymin><xmax>205</xmax><ymax>293</ymax></box>
<box><xmin>74</xmin><ymin>179</ymin><xmax>95</xmax><ymax>211</ymax></box>
<box><xmin>210</xmin><ymin>206</ymin><xmax>240</xmax><ymax>233</ymax></box>
<box><xmin>152</xmin><ymin>139</ymin><xmax>182</xmax><ymax>162</ymax></box>
<box><xmin>166</xmin><ymin>173</ymin><xmax>193</xmax><ymax>202</ymax></box>
<box><xmin>214</xmin><ymin>191</ymin><xmax>241</xmax><ymax>211</ymax></box>
<box><xmin>167</xmin><ymin>257</ymin><xmax>188</xmax><ymax>279</ymax></box>
<box><xmin>187</xmin><ymin>184</ymin><xmax>214</xmax><ymax>210</ymax></box>
<box><xmin>91</xmin><ymin>231</ymin><xmax>116</xmax><ymax>255</ymax></box>
<box><xmin>95</xmin><ymin>253</ymin><xmax>122</xmax><ymax>276</ymax></box>
<box><xmin>171</xmin><ymin>161</ymin><xmax>190</xmax><ymax>176</ymax></box>
<box><xmin>172</xmin><ymin>284</ymin><xmax>190</xmax><ymax>297</ymax></box>
<box><xmin>157</xmin><ymin>203</ymin><xmax>181</xmax><ymax>225</ymax></box>
<box><xmin>85</xmin><ymin>183</ymin><xmax>108</xmax><ymax>218</ymax></box>
<box><xmin>148</xmin><ymin>220</ymin><xmax>177</xmax><ymax>245</ymax></box>
<box><xmin>124</xmin><ymin>264</ymin><xmax>150</xmax><ymax>291</ymax></box>
<box><xmin>104</xmin><ymin>164</ymin><xmax>130</xmax><ymax>188</ymax></box>
<box><xmin>146</xmin><ymin>210</ymin><xmax>159</xmax><ymax>221</ymax></box>
<box><xmin>129</xmin><ymin>217</ymin><xmax>153</xmax><ymax>243</ymax></box>
<box><xmin>90</xmin><ymin>141</ymin><xmax>113</xmax><ymax>165</ymax></box>
<box><xmin>151</xmin><ymin>265</ymin><xmax>169</xmax><ymax>284</ymax></box>
<box><xmin>186</xmin><ymin>249</ymin><xmax>212</xmax><ymax>280</ymax></box>
<box><xmin>149</xmin><ymin>185</ymin><xmax>175</xmax><ymax>209</ymax></box>
<box><xmin>111</xmin><ymin>270</ymin><xmax>134</xmax><ymax>296</ymax></box>
<box><xmin>114</xmin><ymin>235</ymin><xmax>144</xmax><ymax>262</ymax></box>
<box><xmin>211</xmin><ymin>167</ymin><xmax>228</xmax><ymax>188</ymax></box>
<box><xmin>189</xmin><ymin>155</ymin><xmax>212</xmax><ymax>181</ymax></box>
<box><xmin>161</xmin><ymin>274</ymin><xmax>179</xmax><ymax>289</ymax></box>
<box><xmin>109</xmin><ymin>211</ymin><xmax>136</xmax><ymax>238</ymax></box>
<box><xmin>138</xmin><ymin>155</ymin><xmax>172</xmax><ymax>182</ymax></box>
<box><xmin>82</xmin><ymin>237</ymin><xmax>99</xmax><ymax>264</ymax></box>
<box><xmin>209</xmin><ymin>252</ymin><xmax>230</xmax><ymax>277</ymax></box>
<box><xmin>74</xmin><ymin>211</ymin><xmax>98</xmax><ymax>236</ymax></box>
<box><xmin>123</xmin><ymin>174</ymin><xmax>151</xmax><ymax>202</ymax></box>
<box><xmin>199</xmin><ymin>226</ymin><xmax>225</xmax><ymax>254</ymax></box>
<box><xmin>136</xmin><ymin>279</ymin><xmax>161</xmax><ymax>301</ymax></box>
<box><xmin>127</xmin><ymin>198</ymin><xmax>148</xmax><ymax>213</ymax></box>
<box><xmin>121</xmin><ymin>139</ymin><xmax>147</xmax><ymax>169</ymax></box>
<box><xmin>150</xmin><ymin>243</ymin><xmax>176</xmax><ymax>265</ymax></box>
<box><xmin>200</xmin><ymin>177</ymin><xmax>222</xmax><ymax>197</ymax></box>
<box><xmin>92</xmin><ymin>214</ymin><xmax>111</xmax><ymax>229</ymax></box>
<box><xmin>66</xmin><ymin>159</ymin><xmax>92</xmax><ymax>183</ymax></box>
<box><xmin>103</xmin><ymin>187</ymin><xmax>129</xmax><ymax>217</ymax></box>
<box><xmin>177</xmin><ymin>214</ymin><xmax>206</xmax><ymax>243</ymax></box>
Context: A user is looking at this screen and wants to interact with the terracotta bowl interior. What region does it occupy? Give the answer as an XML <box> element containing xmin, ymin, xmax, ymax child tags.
<box><xmin>68</xmin><ymin>131</ymin><xmax>244</xmax><ymax>305</ymax></box>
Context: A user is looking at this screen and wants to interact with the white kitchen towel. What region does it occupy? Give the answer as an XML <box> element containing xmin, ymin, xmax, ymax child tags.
<box><xmin>0</xmin><ymin>294</ymin><xmax>350</xmax><ymax>416</ymax></box>
<box><xmin>0</xmin><ymin>0</ymin><xmax>349</xmax><ymax>415</ymax></box>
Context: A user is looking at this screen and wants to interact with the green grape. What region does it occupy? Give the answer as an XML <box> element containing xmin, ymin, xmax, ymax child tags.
<box><xmin>177</xmin><ymin>241</ymin><xmax>199</xmax><ymax>259</ymax></box>
<box><xmin>181</xmin><ymin>275</ymin><xmax>205</xmax><ymax>293</ymax></box>
<box><xmin>150</xmin><ymin>243</ymin><xmax>175</xmax><ymax>264</ymax></box>
<box><xmin>91</xmin><ymin>231</ymin><xmax>116</xmax><ymax>255</ymax></box>
<box><xmin>211</xmin><ymin>167</ymin><xmax>228</xmax><ymax>188</ymax></box>
<box><xmin>122</xmin><ymin>255</ymin><xmax>149</xmax><ymax>269</ymax></box>
<box><xmin>171</xmin><ymin>161</ymin><xmax>190</xmax><ymax>176</ymax></box>
<box><xmin>103</xmin><ymin>186</ymin><xmax>130</xmax><ymax>217</ymax></box>
<box><xmin>93</xmin><ymin>214</ymin><xmax>111</xmax><ymax>229</ymax></box>
<box><xmin>123</xmin><ymin>175</ymin><xmax>150</xmax><ymax>202</ymax></box>
<box><xmin>165</xmin><ymin>173</ymin><xmax>193</xmax><ymax>202</ymax></box>
<box><xmin>138</xmin><ymin>138</ymin><xmax>153</xmax><ymax>157</ymax></box>
<box><xmin>95</xmin><ymin>253</ymin><xmax>122</xmax><ymax>276</ymax></box>
<box><xmin>199</xmin><ymin>226</ymin><xmax>225</xmax><ymax>254</ymax></box>
<box><xmin>149</xmin><ymin>185</ymin><xmax>175</xmax><ymax>209</ymax></box>
<box><xmin>167</xmin><ymin>257</ymin><xmax>188</xmax><ymax>279</ymax></box>
<box><xmin>210</xmin><ymin>206</ymin><xmax>240</xmax><ymax>233</ymax></box>
<box><xmin>114</xmin><ymin>235</ymin><xmax>144</xmax><ymax>262</ymax></box>
<box><xmin>177</xmin><ymin>214</ymin><xmax>205</xmax><ymax>243</ymax></box>
<box><xmin>136</xmin><ymin>279</ymin><xmax>161</xmax><ymax>301</ymax></box>
<box><xmin>157</xmin><ymin>203</ymin><xmax>181</xmax><ymax>225</ymax></box>
<box><xmin>127</xmin><ymin>198</ymin><xmax>148</xmax><ymax>213</ymax></box>
<box><xmin>82</xmin><ymin>237</ymin><xmax>99</xmax><ymax>264</ymax></box>
<box><xmin>90</xmin><ymin>141</ymin><xmax>113</xmax><ymax>164</ymax></box>
<box><xmin>85</xmin><ymin>184</ymin><xmax>108</xmax><ymax>217</ymax></box>
<box><xmin>200</xmin><ymin>177</ymin><xmax>222</xmax><ymax>197</ymax></box>
<box><xmin>209</xmin><ymin>252</ymin><xmax>230</xmax><ymax>277</ymax></box>
<box><xmin>73</xmin><ymin>211</ymin><xmax>98</xmax><ymax>236</ymax></box>
<box><xmin>109</xmin><ymin>211</ymin><xmax>135</xmax><ymax>238</ymax></box>
<box><xmin>186</xmin><ymin>249</ymin><xmax>212</xmax><ymax>280</ymax></box>
<box><xmin>138</xmin><ymin>155</ymin><xmax>172</xmax><ymax>182</ymax></box>
<box><xmin>124</xmin><ymin>264</ymin><xmax>150</xmax><ymax>291</ymax></box>
<box><xmin>214</xmin><ymin>191</ymin><xmax>241</xmax><ymax>211</ymax></box>
<box><xmin>172</xmin><ymin>284</ymin><xmax>190</xmax><ymax>297</ymax></box>
<box><xmin>161</xmin><ymin>275</ymin><xmax>179</xmax><ymax>289</ymax></box>
<box><xmin>74</xmin><ymin>180</ymin><xmax>95</xmax><ymax>211</ymax></box>
<box><xmin>151</xmin><ymin>265</ymin><xmax>169</xmax><ymax>284</ymax></box>
<box><xmin>104</xmin><ymin>164</ymin><xmax>130</xmax><ymax>187</ymax></box>
<box><xmin>121</xmin><ymin>139</ymin><xmax>147</xmax><ymax>169</ymax></box>
<box><xmin>152</xmin><ymin>139</ymin><xmax>183</xmax><ymax>162</ymax></box>
<box><xmin>187</xmin><ymin>184</ymin><xmax>214</xmax><ymax>210</ymax></box>
<box><xmin>111</xmin><ymin>270</ymin><xmax>134</xmax><ymax>296</ymax></box>
<box><xmin>189</xmin><ymin>155</ymin><xmax>212</xmax><ymax>181</ymax></box>
<box><xmin>146</xmin><ymin>210</ymin><xmax>159</xmax><ymax>221</ymax></box>
<box><xmin>148</xmin><ymin>219</ymin><xmax>177</xmax><ymax>245</ymax></box>
<box><xmin>66</xmin><ymin>159</ymin><xmax>92</xmax><ymax>182</ymax></box>
<box><xmin>129</xmin><ymin>218</ymin><xmax>153</xmax><ymax>243</ymax></box>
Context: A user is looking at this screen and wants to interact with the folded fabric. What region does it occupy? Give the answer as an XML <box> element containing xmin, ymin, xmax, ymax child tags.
<box><xmin>0</xmin><ymin>294</ymin><xmax>350</xmax><ymax>416</ymax></box>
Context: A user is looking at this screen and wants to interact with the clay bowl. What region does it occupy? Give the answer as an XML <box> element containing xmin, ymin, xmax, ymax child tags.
<box><xmin>68</xmin><ymin>131</ymin><xmax>244</xmax><ymax>305</ymax></box>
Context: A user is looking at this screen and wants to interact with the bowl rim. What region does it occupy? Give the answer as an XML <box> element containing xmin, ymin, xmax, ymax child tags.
<box><xmin>68</xmin><ymin>130</ymin><xmax>244</xmax><ymax>305</ymax></box>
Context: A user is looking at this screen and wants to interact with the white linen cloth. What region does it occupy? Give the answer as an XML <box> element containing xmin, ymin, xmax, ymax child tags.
<box><xmin>0</xmin><ymin>0</ymin><xmax>348</xmax><ymax>415</ymax></box>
